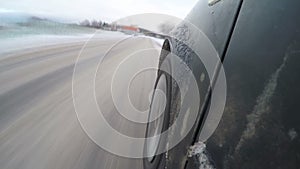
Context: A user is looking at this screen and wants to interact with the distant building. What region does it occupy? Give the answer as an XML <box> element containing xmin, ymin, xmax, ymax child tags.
<box><xmin>118</xmin><ymin>25</ymin><xmax>140</xmax><ymax>35</ymax></box>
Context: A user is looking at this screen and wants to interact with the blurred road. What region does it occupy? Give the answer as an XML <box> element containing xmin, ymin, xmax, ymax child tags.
<box><xmin>0</xmin><ymin>34</ymin><xmax>161</xmax><ymax>169</ymax></box>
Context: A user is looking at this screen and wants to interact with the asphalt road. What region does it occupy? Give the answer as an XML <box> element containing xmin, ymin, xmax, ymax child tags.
<box><xmin>0</xmin><ymin>34</ymin><xmax>161</xmax><ymax>169</ymax></box>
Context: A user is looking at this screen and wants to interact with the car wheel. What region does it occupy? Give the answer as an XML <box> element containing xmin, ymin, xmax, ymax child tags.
<box><xmin>143</xmin><ymin>39</ymin><xmax>174</xmax><ymax>169</ymax></box>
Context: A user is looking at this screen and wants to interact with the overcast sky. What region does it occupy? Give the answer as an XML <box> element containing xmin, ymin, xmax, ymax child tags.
<box><xmin>0</xmin><ymin>0</ymin><xmax>198</xmax><ymax>22</ymax></box>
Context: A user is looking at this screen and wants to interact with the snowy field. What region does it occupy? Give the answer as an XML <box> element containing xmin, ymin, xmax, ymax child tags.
<box><xmin>0</xmin><ymin>12</ymin><xmax>131</xmax><ymax>55</ymax></box>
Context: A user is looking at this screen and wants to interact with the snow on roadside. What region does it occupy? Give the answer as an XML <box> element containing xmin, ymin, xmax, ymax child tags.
<box><xmin>0</xmin><ymin>31</ymin><xmax>128</xmax><ymax>56</ymax></box>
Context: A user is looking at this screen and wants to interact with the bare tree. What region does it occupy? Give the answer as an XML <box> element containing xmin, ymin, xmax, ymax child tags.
<box><xmin>80</xmin><ymin>19</ymin><xmax>90</xmax><ymax>27</ymax></box>
<box><xmin>158</xmin><ymin>22</ymin><xmax>175</xmax><ymax>34</ymax></box>
<box><xmin>91</xmin><ymin>20</ymin><xmax>101</xmax><ymax>28</ymax></box>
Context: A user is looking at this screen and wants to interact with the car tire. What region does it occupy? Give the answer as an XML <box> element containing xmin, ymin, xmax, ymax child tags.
<box><xmin>143</xmin><ymin>39</ymin><xmax>174</xmax><ymax>169</ymax></box>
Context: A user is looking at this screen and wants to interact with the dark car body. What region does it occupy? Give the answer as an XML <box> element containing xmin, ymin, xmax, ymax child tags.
<box><xmin>146</xmin><ymin>0</ymin><xmax>300</xmax><ymax>168</ymax></box>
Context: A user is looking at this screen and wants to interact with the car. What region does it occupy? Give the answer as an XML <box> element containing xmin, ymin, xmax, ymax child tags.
<box><xmin>143</xmin><ymin>0</ymin><xmax>300</xmax><ymax>168</ymax></box>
